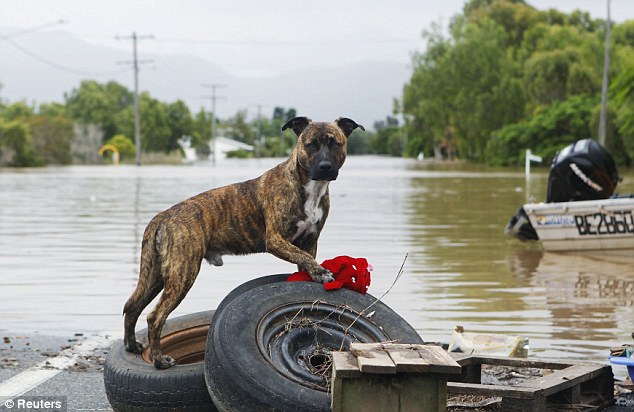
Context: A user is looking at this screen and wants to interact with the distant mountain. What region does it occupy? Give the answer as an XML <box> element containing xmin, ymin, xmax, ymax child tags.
<box><xmin>0</xmin><ymin>30</ymin><xmax>411</xmax><ymax>126</ymax></box>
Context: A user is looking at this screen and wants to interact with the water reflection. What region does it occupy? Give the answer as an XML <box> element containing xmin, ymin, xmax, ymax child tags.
<box><xmin>403</xmin><ymin>167</ymin><xmax>543</xmax><ymax>345</ymax></box>
<box><xmin>402</xmin><ymin>161</ymin><xmax>634</xmax><ymax>366</ymax></box>
<box><xmin>0</xmin><ymin>158</ymin><xmax>632</xmax><ymax>369</ymax></box>
<box><xmin>520</xmin><ymin>251</ymin><xmax>634</xmax><ymax>349</ymax></box>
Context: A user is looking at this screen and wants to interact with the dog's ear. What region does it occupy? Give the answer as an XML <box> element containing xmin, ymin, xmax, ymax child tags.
<box><xmin>335</xmin><ymin>117</ymin><xmax>365</xmax><ymax>138</ymax></box>
<box><xmin>282</xmin><ymin>116</ymin><xmax>312</xmax><ymax>136</ymax></box>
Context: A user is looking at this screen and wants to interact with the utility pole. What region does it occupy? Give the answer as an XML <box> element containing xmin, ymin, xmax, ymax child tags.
<box><xmin>251</xmin><ymin>104</ymin><xmax>268</xmax><ymax>158</ymax></box>
<box><xmin>116</xmin><ymin>32</ymin><xmax>153</xmax><ymax>166</ymax></box>
<box><xmin>599</xmin><ymin>0</ymin><xmax>611</xmax><ymax>146</ymax></box>
<box><xmin>201</xmin><ymin>84</ymin><xmax>227</xmax><ymax>163</ymax></box>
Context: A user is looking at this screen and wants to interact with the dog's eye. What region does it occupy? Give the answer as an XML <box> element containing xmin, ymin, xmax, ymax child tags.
<box><xmin>305</xmin><ymin>140</ymin><xmax>319</xmax><ymax>150</ymax></box>
<box><xmin>328</xmin><ymin>138</ymin><xmax>341</xmax><ymax>148</ymax></box>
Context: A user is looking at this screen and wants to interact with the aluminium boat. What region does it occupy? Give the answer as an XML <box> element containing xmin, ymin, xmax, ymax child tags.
<box><xmin>506</xmin><ymin>139</ymin><xmax>634</xmax><ymax>252</ymax></box>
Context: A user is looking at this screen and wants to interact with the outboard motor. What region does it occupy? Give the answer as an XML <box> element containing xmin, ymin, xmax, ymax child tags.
<box><xmin>546</xmin><ymin>139</ymin><xmax>619</xmax><ymax>202</ymax></box>
<box><xmin>505</xmin><ymin>206</ymin><xmax>538</xmax><ymax>241</ymax></box>
<box><xmin>505</xmin><ymin>139</ymin><xmax>619</xmax><ymax>242</ymax></box>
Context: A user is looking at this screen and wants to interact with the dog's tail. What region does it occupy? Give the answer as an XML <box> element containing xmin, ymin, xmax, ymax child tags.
<box><xmin>123</xmin><ymin>217</ymin><xmax>162</xmax><ymax>315</ymax></box>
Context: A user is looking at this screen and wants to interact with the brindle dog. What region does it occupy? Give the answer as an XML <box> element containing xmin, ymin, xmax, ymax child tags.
<box><xmin>123</xmin><ymin>116</ymin><xmax>364</xmax><ymax>368</ymax></box>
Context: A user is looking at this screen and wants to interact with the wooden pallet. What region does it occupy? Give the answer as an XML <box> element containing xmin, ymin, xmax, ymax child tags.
<box><xmin>448</xmin><ymin>355</ymin><xmax>614</xmax><ymax>412</ymax></box>
<box><xmin>332</xmin><ymin>343</ymin><xmax>462</xmax><ymax>412</ymax></box>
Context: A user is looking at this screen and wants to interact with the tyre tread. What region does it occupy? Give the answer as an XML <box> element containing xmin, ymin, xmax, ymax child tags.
<box><xmin>103</xmin><ymin>311</ymin><xmax>217</xmax><ymax>411</ymax></box>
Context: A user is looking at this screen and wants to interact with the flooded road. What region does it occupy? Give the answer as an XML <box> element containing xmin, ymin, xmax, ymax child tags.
<box><xmin>1</xmin><ymin>156</ymin><xmax>633</xmax><ymax>369</ymax></box>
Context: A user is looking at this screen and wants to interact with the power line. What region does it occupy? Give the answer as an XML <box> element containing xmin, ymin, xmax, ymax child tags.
<box><xmin>38</xmin><ymin>30</ymin><xmax>419</xmax><ymax>46</ymax></box>
<box><xmin>0</xmin><ymin>19</ymin><xmax>130</xmax><ymax>77</ymax></box>
<box><xmin>0</xmin><ymin>19</ymin><xmax>66</xmax><ymax>39</ymax></box>
<box><xmin>116</xmin><ymin>32</ymin><xmax>154</xmax><ymax>166</ymax></box>
<box><xmin>1</xmin><ymin>37</ymin><xmax>131</xmax><ymax>76</ymax></box>
<box><xmin>151</xmin><ymin>36</ymin><xmax>420</xmax><ymax>46</ymax></box>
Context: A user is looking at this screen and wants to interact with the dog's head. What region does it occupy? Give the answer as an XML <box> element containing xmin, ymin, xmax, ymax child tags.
<box><xmin>282</xmin><ymin>116</ymin><xmax>364</xmax><ymax>181</ymax></box>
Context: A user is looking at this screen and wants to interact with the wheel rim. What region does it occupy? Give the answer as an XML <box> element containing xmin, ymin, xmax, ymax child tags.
<box><xmin>256</xmin><ymin>301</ymin><xmax>390</xmax><ymax>391</ymax></box>
<box><xmin>141</xmin><ymin>325</ymin><xmax>208</xmax><ymax>365</ymax></box>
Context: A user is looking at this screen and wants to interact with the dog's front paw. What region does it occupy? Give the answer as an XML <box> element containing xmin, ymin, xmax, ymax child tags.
<box><xmin>153</xmin><ymin>354</ymin><xmax>176</xmax><ymax>369</ymax></box>
<box><xmin>311</xmin><ymin>268</ymin><xmax>335</xmax><ymax>283</ymax></box>
<box><xmin>124</xmin><ymin>340</ymin><xmax>144</xmax><ymax>354</ymax></box>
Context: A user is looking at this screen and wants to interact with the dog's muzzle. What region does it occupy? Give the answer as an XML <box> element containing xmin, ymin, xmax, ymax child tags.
<box><xmin>309</xmin><ymin>158</ymin><xmax>339</xmax><ymax>181</ymax></box>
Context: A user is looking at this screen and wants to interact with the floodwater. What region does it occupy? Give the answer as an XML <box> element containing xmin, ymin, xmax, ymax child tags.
<box><xmin>1</xmin><ymin>156</ymin><xmax>633</xmax><ymax>370</ymax></box>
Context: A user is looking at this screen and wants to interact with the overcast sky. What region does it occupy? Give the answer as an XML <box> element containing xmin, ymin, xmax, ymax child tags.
<box><xmin>1</xmin><ymin>0</ymin><xmax>631</xmax><ymax>78</ymax></box>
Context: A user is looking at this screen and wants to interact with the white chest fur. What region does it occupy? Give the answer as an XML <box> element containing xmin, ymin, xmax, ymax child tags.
<box><xmin>291</xmin><ymin>180</ymin><xmax>329</xmax><ymax>242</ymax></box>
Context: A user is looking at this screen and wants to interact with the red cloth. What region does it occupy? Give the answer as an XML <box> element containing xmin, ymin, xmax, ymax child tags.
<box><xmin>287</xmin><ymin>256</ymin><xmax>372</xmax><ymax>294</ymax></box>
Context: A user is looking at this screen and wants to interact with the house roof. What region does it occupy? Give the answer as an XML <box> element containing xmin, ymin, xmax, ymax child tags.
<box><xmin>212</xmin><ymin>136</ymin><xmax>254</xmax><ymax>151</ymax></box>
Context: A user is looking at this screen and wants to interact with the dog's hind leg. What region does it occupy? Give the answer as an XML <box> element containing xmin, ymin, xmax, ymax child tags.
<box><xmin>123</xmin><ymin>271</ymin><xmax>163</xmax><ymax>353</ymax></box>
<box><xmin>146</xmin><ymin>260</ymin><xmax>201</xmax><ymax>369</ymax></box>
<box><xmin>123</xmin><ymin>219</ymin><xmax>163</xmax><ymax>353</ymax></box>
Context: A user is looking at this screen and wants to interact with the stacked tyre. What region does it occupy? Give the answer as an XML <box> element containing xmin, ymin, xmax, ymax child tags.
<box><xmin>104</xmin><ymin>275</ymin><xmax>424</xmax><ymax>411</ymax></box>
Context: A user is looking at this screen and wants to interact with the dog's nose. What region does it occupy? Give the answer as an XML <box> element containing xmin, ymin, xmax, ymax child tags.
<box><xmin>318</xmin><ymin>160</ymin><xmax>332</xmax><ymax>170</ymax></box>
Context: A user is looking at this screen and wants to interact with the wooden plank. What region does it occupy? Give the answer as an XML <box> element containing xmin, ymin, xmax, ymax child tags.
<box><xmin>446</xmin><ymin>356</ymin><xmax>613</xmax><ymax>412</ymax></box>
<box><xmin>448</xmin><ymin>382</ymin><xmax>540</xmax><ymax>399</ymax></box>
<box><xmin>451</xmin><ymin>363</ymin><xmax>482</xmax><ymax>384</ymax></box>
<box><xmin>332</xmin><ymin>351</ymin><xmax>363</xmax><ymax>379</ymax></box>
<box><xmin>517</xmin><ymin>364</ymin><xmax>607</xmax><ymax>396</ymax></box>
<box><xmin>350</xmin><ymin>343</ymin><xmax>396</xmax><ymax>374</ymax></box>
<box><xmin>416</xmin><ymin>346</ymin><xmax>462</xmax><ymax>375</ymax></box>
<box><xmin>449</xmin><ymin>352</ymin><xmax>475</xmax><ymax>366</ymax></box>
<box><xmin>464</xmin><ymin>355</ymin><xmax>572</xmax><ymax>370</ymax></box>
<box><xmin>332</xmin><ymin>351</ymin><xmax>362</xmax><ymax>378</ymax></box>
<box><xmin>383</xmin><ymin>344</ymin><xmax>431</xmax><ymax>373</ymax></box>
<box><xmin>381</xmin><ymin>343</ymin><xmax>461</xmax><ymax>374</ymax></box>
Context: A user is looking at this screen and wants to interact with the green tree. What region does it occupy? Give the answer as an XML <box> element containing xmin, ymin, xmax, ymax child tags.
<box><xmin>29</xmin><ymin>114</ymin><xmax>73</xmax><ymax>165</ymax></box>
<box><xmin>223</xmin><ymin>110</ymin><xmax>255</xmax><ymax>145</ymax></box>
<box><xmin>402</xmin><ymin>23</ymin><xmax>452</xmax><ymax>158</ymax></box>
<box><xmin>612</xmin><ymin>66</ymin><xmax>634</xmax><ymax>160</ymax></box>
<box><xmin>192</xmin><ymin>108</ymin><xmax>212</xmax><ymax>156</ymax></box>
<box><xmin>138</xmin><ymin>93</ymin><xmax>170</xmax><ymax>153</ymax></box>
<box><xmin>404</xmin><ymin>17</ymin><xmax>524</xmax><ymax>161</ymax></box>
<box><xmin>347</xmin><ymin>130</ymin><xmax>372</xmax><ymax>155</ymax></box>
<box><xmin>38</xmin><ymin>102</ymin><xmax>67</xmax><ymax>118</ymax></box>
<box><xmin>371</xmin><ymin>117</ymin><xmax>402</xmax><ymax>156</ymax></box>
<box><xmin>523</xmin><ymin>25</ymin><xmax>602</xmax><ymax>106</ymax></box>
<box><xmin>166</xmin><ymin>100</ymin><xmax>194</xmax><ymax>153</ymax></box>
<box><xmin>64</xmin><ymin>80</ymin><xmax>133</xmax><ymax>140</ymax></box>
<box><xmin>272</xmin><ymin>107</ymin><xmax>298</xmax><ymax>157</ymax></box>
<box><xmin>589</xmin><ymin>103</ymin><xmax>627</xmax><ymax>165</ymax></box>
<box><xmin>486</xmin><ymin>95</ymin><xmax>598</xmax><ymax>166</ymax></box>
<box><xmin>0</xmin><ymin>119</ymin><xmax>41</xmax><ymax>166</ymax></box>
<box><xmin>116</xmin><ymin>93</ymin><xmax>171</xmax><ymax>153</ymax></box>
<box><xmin>464</xmin><ymin>0</ymin><xmax>543</xmax><ymax>49</ymax></box>
<box><xmin>1</xmin><ymin>101</ymin><xmax>34</xmax><ymax>121</ymax></box>
<box><xmin>402</xmin><ymin>0</ymin><xmax>622</xmax><ymax>165</ymax></box>
<box><xmin>105</xmin><ymin>134</ymin><xmax>136</xmax><ymax>160</ymax></box>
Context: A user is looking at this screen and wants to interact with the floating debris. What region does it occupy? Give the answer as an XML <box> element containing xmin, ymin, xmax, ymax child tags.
<box><xmin>449</xmin><ymin>326</ymin><xmax>529</xmax><ymax>358</ymax></box>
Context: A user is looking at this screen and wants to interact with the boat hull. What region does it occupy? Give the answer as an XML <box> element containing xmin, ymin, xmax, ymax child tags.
<box><xmin>524</xmin><ymin>197</ymin><xmax>634</xmax><ymax>252</ymax></box>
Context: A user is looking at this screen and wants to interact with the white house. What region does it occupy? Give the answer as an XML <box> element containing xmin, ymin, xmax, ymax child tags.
<box><xmin>178</xmin><ymin>136</ymin><xmax>255</xmax><ymax>163</ymax></box>
<box><xmin>177</xmin><ymin>137</ymin><xmax>197</xmax><ymax>164</ymax></box>
<box><xmin>209</xmin><ymin>137</ymin><xmax>254</xmax><ymax>162</ymax></box>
